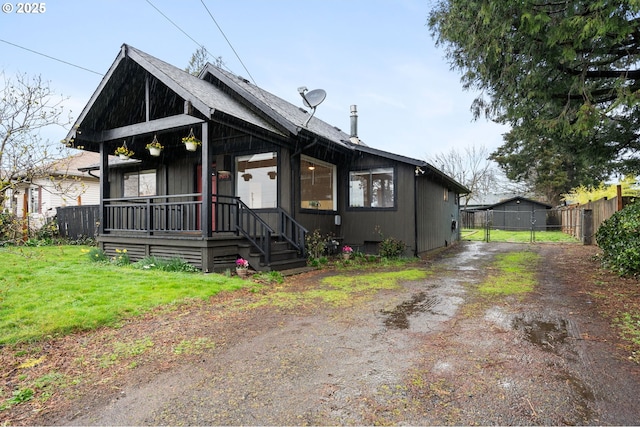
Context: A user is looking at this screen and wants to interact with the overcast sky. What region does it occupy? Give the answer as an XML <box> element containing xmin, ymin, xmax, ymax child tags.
<box><xmin>0</xmin><ymin>0</ymin><xmax>509</xmax><ymax>160</ymax></box>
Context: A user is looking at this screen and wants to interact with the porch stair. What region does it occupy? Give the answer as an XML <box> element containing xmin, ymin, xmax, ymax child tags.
<box><xmin>239</xmin><ymin>238</ymin><xmax>307</xmax><ymax>272</ymax></box>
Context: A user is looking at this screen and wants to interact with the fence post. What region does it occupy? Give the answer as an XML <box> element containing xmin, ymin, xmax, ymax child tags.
<box><xmin>582</xmin><ymin>209</ymin><xmax>593</xmax><ymax>245</ymax></box>
<box><xmin>484</xmin><ymin>210</ymin><xmax>491</xmax><ymax>242</ymax></box>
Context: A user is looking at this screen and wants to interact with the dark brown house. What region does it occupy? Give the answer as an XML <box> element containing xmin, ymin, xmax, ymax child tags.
<box><xmin>65</xmin><ymin>44</ymin><xmax>468</xmax><ymax>272</ymax></box>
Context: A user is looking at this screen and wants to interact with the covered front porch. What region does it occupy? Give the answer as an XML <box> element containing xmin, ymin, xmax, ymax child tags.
<box><xmin>99</xmin><ymin>192</ymin><xmax>307</xmax><ymax>272</ymax></box>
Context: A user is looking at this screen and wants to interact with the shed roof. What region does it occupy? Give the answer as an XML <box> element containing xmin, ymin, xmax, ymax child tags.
<box><xmin>483</xmin><ymin>196</ymin><xmax>552</xmax><ymax>210</ymax></box>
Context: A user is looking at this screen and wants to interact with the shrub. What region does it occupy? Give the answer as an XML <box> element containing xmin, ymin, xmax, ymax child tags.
<box><xmin>87</xmin><ymin>247</ymin><xmax>108</xmax><ymax>263</ymax></box>
<box><xmin>378</xmin><ymin>236</ymin><xmax>406</xmax><ymax>259</ymax></box>
<box><xmin>0</xmin><ymin>212</ymin><xmax>23</xmax><ymax>244</ymax></box>
<box><xmin>305</xmin><ymin>229</ymin><xmax>330</xmax><ymax>261</ymax></box>
<box><xmin>596</xmin><ymin>201</ymin><xmax>640</xmax><ymax>276</ymax></box>
<box><xmin>36</xmin><ymin>217</ymin><xmax>59</xmax><ymax>240</ymax></box>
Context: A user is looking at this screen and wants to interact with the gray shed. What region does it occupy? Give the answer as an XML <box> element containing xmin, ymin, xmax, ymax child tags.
<box><xmin>483</xmin><ymin>196</ymin><xmax>552</xmax><ymax>231</ymax></box>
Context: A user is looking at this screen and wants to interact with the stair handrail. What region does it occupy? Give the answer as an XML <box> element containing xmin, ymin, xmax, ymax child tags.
<box><xmin>278</xmin><ymin>208</ymin><xmax>308</xmax><ymax>258</ymax></box>
<box><xmin>235</xmin><ymin>199</ymin><xmax>274</xmax><ymax>264</ymax></box>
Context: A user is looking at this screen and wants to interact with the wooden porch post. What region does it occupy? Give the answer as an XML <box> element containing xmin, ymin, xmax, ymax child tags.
<box><xmin>201</xmin><ymin>122</ymin><xmax>212</xmax><ymax>238</ymax></box>
<box><xmin>99</xmin><ymin>142</ymin><xmax>108</xmax><ymax>235</ymax></box>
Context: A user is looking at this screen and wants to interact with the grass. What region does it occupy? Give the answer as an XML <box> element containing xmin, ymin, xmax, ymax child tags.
<box><xmin>0</xmin><ymin>245</ymin><xmax>248</xmax><ymax>345</ymax></box>
<box><xmin>477</xmin><ymin>251</ymin><xmax>540</xmax><ymax>295</ymax></box>
<box><xmin>252</xmin><ymin>269</ymin><xmax>429</xmax><ymax>309</ymax></box>
<box><xmin>462</xmin><ymin>228</ymin><xmax>580</xmax><ymax>243</ymax></box>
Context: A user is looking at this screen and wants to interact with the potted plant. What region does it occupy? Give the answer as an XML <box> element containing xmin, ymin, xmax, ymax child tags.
<box><xmin>235</xmin><ymin>257</ymin><xmax>250</xmax><ymax>278</ymax></box>
<box><xmin>145</xmin><ymin>135</ymin><xmax>163</xmax><ymax>157</ymax></box>
<box><xmin>182</xmin><ymin>129</ymin><xmax>201</xmax><ymax>152</ymax></box>
<box><xmin>342</xmin><ymin>245</ymin><xmax>353</xmax><ymax>260</ymax></box>
<box><xmin>114</xmin><ymin>143</ymin><xmax>134</xmax><ymax>160</ymax></box>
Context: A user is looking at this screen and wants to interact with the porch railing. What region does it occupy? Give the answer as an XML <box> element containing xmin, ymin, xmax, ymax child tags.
<box><xmin>103</xmin><ymin>193</ymin><xmax>238</xmax><ymax>234</ymax></box>
<box><xmin>278</xmin><ymin>208</ymin><xmax>307</xmax><ymax>258</ymax></box>
<box><xmin>102</xmin><ymin>193</ymin><xmax>305</xmax><ymax>265</ymax></box>
<box><xmin>236</xmin><ymin>199</ymin><xmax>273</xmax><ymax>263</ymax></box>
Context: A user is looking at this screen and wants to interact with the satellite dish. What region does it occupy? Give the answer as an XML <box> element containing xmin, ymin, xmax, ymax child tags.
<box><xmin>298</xmin><ymin>87</ymin><xmax>327</xmax><ymax>127</ymax></box>
<box><xmin>302</xmin><ymin>89</ymin><xmax>326</xmax><ymax>108</ymax></box>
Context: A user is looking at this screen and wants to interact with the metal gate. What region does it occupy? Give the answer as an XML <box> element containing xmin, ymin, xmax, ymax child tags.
<box><xmin>462</xmin><ymin>208</ymin><xmax>581</xmax><ymax>242</ymax></box>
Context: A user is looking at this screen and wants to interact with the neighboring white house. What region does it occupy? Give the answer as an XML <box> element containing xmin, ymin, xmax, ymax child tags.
<box><xmin>4</xmin><ymin>151</ymin><xmax>102</xmax><ymax>230</ymax></box>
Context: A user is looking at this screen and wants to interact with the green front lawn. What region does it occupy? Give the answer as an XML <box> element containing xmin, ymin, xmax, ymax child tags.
<box><xmin>0</xmin><ymin>246</ymin><xmax>247</xmax><ymax>345</ymax></box>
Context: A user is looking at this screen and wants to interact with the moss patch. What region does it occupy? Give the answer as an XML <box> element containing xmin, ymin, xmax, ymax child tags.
<box><xmin>253</xmin><ymin>269</ymin><xmax>429</xmax><ymax>309</ymax></box>
<box><xmin>477</xmin><ymin>251</ymin><xmax>539</xmax><ymax>295</ymax></box>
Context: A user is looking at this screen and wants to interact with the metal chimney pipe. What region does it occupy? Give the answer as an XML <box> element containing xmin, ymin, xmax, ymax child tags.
<box><xmin>350</xmin><ymin>105</ymin><xmax>358</xmax><ymax>138</ymax></box>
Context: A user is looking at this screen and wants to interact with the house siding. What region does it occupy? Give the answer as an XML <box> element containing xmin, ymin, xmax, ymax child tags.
<box><xmin>340</xmin><ymin>157</ymin><xmax>416</xmax><ymax>256</ymax></box>
<box><xmin>10</xmin><ymin>177</ymin><xmax>100</xmax><ymax>229</ymax></box>
<box><xmin>416</xmin><ymin>176</ymin><xmax>460</xmax><ymax>254</ymax></box>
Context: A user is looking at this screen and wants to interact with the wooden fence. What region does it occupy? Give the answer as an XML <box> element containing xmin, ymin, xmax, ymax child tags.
<box><xmin>556</xmin><ymin>195</ymin><xmax>634</xmax><ymax>242</ymax></box>
<box><xmin>57</xmin><ymin>205</ymin><xmax>100</xmax><ymax>240</ymax></box>
<box><xmin>462</xmin><ymin>188</ymin><xmax>636</xmax><ymax>245</ymax></box>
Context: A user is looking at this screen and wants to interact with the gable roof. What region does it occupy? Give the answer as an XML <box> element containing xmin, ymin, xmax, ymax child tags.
<box><xmin>64</xmin><ymin>44</ymin><xmax>468</xmax><ymax>193</ymax></box>
<box><xmin>48</xmin><ymin>151</ymin><xmax>101</xmax><ymax>177</ymax></box>
<box><xmin>200</xmin><ymin>64</ymin><xmax>356</xmax><ymax>148</ymax></box>
<box><xmin>66</xmin><ymin>45</ymin><xmax>286</xmax><ymax>149</ymax></box>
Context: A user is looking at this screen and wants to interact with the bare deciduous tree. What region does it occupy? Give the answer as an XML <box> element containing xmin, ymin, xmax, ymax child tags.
<box><xmin>429</xmin><ymin>145</ymin><xmax>498</xmax><ymax>208</ymax></box>
<box><xmin>0</xmin><ymin>71</ymin><xmax>73</xmax><ymax>207</ymax></box>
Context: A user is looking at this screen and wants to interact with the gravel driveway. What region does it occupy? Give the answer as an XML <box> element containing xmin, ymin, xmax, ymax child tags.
<box><xmin>19</xmin><ymin>241</ymin><xmax>640</xmax><ymax>425</ymax></box>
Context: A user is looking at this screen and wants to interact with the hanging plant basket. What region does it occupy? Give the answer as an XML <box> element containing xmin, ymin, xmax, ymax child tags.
<box><xmin>114</xmin><ymin>141</ymin><xmax>134</xmax><ymax>159</ymax></box>
<box><xmin>145</xmin><ymin>135</ymin><xmax>164</xmax><ymax>157</ymax></box>
<box><xmin>182</xmin><ymin>128</ymin><xmax>201</xmax><ymax>152</ymax></box>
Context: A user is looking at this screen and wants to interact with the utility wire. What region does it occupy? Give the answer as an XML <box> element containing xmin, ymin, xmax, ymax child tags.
<box><xmin>144</xmin><ymin>0</ymin><xmax>207</xmax><ymax>53</ymax></box>
<box><xmin>0</xmin><ymin>39</ymin><xmax>104</xmax><ymax>76</ymax></box>
<box><xmin>199</xmin><ymin>0</ymin><xmax>257</xmax><ymax>86</ymax></box>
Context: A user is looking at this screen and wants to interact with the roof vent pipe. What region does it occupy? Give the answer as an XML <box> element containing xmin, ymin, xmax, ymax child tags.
<box><xmin>350</xmin><ymin>105</ymin><xmax>358</xmax><ymax>137</ymax></box>
<box><xmin>350</xmin><ymin>105</ymin><xmax>361</xmax><ymax>144</ymax></box>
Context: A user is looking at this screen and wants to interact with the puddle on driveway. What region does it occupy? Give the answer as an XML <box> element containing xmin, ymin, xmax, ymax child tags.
<box><xmin>512</xmin><ymin>316</ymin><xmax>570</xmax><ymax>353</ymax></box>
<box><xmin>381</xmin><ymin>292</ymin><xmax>441</xmax><ymax>329</ymax></box>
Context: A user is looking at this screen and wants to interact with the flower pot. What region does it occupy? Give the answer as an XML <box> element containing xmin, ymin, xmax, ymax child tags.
<box><xmin>236</xmin><ymin>268</ymin><xmax>249</xmax><ymax>278</ymax></box>
<box><xmin>342</xmin><ymin>253</ymin><xmax>351</xmax><ymax>260</ymax></box>
<box><xmin>119</xmin><ymin>154</ymin><xmax>130</xmax><ymax>160</ymax></box>
<box><xmin>148</xmin><ymin>147</ymin><xmax>161</xmax><ymax>157</ymax></box>
<box><xmin>185</xmin><ymin>142</ymin><xmax>198</xmax><ymax>152</ymax></box>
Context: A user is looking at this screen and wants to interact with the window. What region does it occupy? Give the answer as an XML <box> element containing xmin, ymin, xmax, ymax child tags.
<box><xmin>236</xmin><ymin>152</ymin><xmax>277</xmax><ymax>209</ymax></box>
<box><xmin>124</xmin><ymin>170</ymin><xmax>157</xmax><ymax>197</ymax></box>
<box><xmin>349</xmin><ymin>167</ymin><xmax>395</xmax><ymax>208</ymax></box>
<box><xmin>28</xmin><ymin>187</ymin><xmax>41</xmax><ymax>213</ymax></box>
<box><xmin>301</xmin><ymin>155</ymin><xmax>336</xmax><ymax>211</ymax></box>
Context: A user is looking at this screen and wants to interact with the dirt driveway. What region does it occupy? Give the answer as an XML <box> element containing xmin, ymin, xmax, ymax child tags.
<box><xmin>5</xmin><ymin>241</ymin><xmax>640</xmax><ymax>425</ymax></box>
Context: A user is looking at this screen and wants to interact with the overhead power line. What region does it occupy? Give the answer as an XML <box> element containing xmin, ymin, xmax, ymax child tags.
<box><xmin>144</xmin><ymin>0</ymin><xmax>207</xmax><ymax>53</ymax></box>
<box><xmin>199</xmin><ymin>0</ymin><xmax>256</xmax><ymax>86</ymax></box>
<box><xmin>0</xmin><ymin>39</ymin><xmax>104</xmax><ymax>76</ymax></box>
